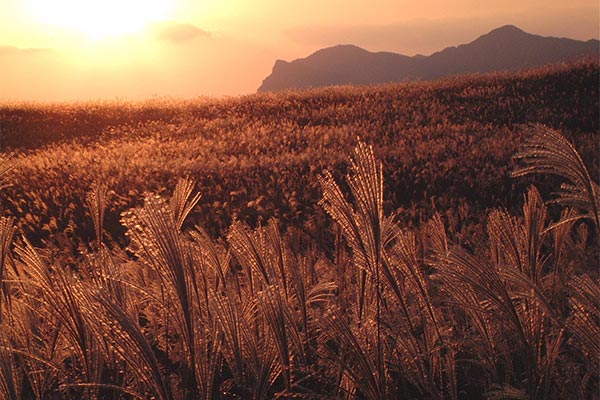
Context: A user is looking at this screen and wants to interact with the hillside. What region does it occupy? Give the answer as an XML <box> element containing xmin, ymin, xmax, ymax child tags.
<box><xmin>258</xmin><ymin>25</ymin><xmax>599</xmax><ymax>91</ymax></box>
<box><xmin>0</xmin><ymin>61</ymin><xmax>598</xmax><ymax>400</ymax></box>
<box><xmin>1</xmin><ymin>61</ymin><xmax>598</xmax><ymax>246</ymax></box>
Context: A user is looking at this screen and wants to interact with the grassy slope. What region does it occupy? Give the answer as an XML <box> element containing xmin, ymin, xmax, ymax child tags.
<box><xmin>1</xmin><ymin>61</ymin><xmax>598</xmax><ymax>248</ymax></box>
<box><xmin>0</xmin><ymin>61</ymin><xmax>598</xmax><ymax>399</ymax></box>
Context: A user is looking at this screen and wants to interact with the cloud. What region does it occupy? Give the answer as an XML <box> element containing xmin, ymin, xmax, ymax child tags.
<box><xmin>149</xmin><ymin>21</ymin><xmax>210</xmax><ymax>43</ymax></box>
<box><xmin>285</xmin><ymin>20</ymin><xmax>503</xmax><ymax>55</ymax></box>
<box><xmin>0</xmin><ymin>45</ymin><xmax>53</xmax><ymax>55</ymax></box>
<box><xmin>285</xmin><ymin>6</ymin><xmax>600</xmax><ymax>56</ymax></box>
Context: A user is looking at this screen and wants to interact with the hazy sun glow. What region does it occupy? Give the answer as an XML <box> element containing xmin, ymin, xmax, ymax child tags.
<box><xmin>28</xmin><ymin>0</ymin><xmax>175</xmax><ymax>40</ymax></box>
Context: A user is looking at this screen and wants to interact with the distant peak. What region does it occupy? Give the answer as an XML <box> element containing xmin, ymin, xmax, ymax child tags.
<box><xmin>316</xmin><ymin>44</ymin><xmax>368</xmax><ymax>54</ymax></box>
<box><xmin>328</xmin><ymin>44</ymin><xmax>364</xmax><ymax>49</ymax></box>
<box><xmin>468</xmin><ymin>25</ymin><xmax>532</xmax><ymax>46</ymax></box>
<box><xmin>493</xmin><ymin>25</ymin><xmax>525</xmax><ymax>33</ymax></box>
<box><xmin>486</xmin><ymin>25</ymin><xmax>528</xmax><ymax>37</ymax></box>
<box><xmin>302</xmin><ymin>44</ymin><xmax>372</xmax><ymax>63</ymax></box>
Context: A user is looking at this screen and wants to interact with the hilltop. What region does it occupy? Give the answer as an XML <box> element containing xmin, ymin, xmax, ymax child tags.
<box><xmin>258</xmin><ymin>25</ymin><xmax>599</xmax><ymax>91</ymax></box>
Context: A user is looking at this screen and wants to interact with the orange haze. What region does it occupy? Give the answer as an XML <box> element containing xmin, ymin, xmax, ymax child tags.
<box><xmin>1</xmin><ymin>0</ymin><xmax>598</xmax><ymax>101</ymax></box>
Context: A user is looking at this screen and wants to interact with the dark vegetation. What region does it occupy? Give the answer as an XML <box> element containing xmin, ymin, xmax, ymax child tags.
<box><xmin>0</xmin><ymin>61</ymin><xmax>598</xmax><ymax>399</ymax></box>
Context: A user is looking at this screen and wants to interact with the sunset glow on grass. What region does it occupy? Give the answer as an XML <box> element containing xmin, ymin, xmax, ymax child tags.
<box><xmin>27</xmin><ymin>0</ymin><xmax>175</xmax><ymax>40</ymax></box>
<box><xmin>0</xmin><ymin>0</ymin><xmax>598</xmax><ymax>395</ymax></box>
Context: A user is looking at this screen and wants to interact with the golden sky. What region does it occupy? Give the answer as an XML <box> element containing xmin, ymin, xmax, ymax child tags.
<box><xmin>1</xmin><ymin>0</ymin><xmax>598</xmax><ymax>101</ymax></box>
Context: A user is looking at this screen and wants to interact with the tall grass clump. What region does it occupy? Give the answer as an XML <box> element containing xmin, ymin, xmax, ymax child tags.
<box><xmin>0</xmin><ymin>123</ymin><xmax>596</xmax><ymax>398</ymax></box>
<box><xmin>319</xmin><ymin>141</ymin><xmax>456</xmax><ymax>399</ymax></box>
<box><xmin>512</xmin><ymin>123</ymin><xmax>600</xmax><ymax>230</ymax></box>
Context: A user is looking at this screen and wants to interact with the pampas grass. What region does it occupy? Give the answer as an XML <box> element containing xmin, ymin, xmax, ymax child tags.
<box><xmin>0</xmin><ymin>125</ymin><xmax>596</xmax><ymax>398</ymax></box>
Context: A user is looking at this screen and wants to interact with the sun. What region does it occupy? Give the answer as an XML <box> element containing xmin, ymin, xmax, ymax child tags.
<box><xmin>28</xmin><ymin>0</ymin><xmax>175</xmax><ymax>40</ymax></box>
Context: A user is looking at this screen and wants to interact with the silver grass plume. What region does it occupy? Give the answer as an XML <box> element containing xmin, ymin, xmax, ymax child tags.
<box><xmin>318</xmin><ymin>141</ymin><xmax>389</xmax><ymax>399</ymax></box>
<box><xmin>86</xmin><ymin>184</ymin><xmax>108</xmax><ymax>250</ymax></box>
<box><xmin>0</xmin><ymin>155</ymin><xmax>15</xmax><ymax>192</ymax></box>
<box><xmin>513</xmin><ymin>124</ymin><xmax>600</xmax><ymax>229</ymax></box>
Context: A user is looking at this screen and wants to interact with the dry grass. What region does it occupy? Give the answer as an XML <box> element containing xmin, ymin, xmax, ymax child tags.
<box><xmin>2</xmin><ymin>61</ymin><xmax>598</xmax><ymax>251</ymax></box>
<box><xmin>0</xmin><ymin>70</ymin><xmax>598</xmax><ymax>398</ymax></box>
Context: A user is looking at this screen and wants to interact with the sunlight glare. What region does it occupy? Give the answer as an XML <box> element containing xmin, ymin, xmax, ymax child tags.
<box><xmin>29</xmin><ymin>0</ymin><xmax>175</xmax><ymax>40</ymax></box>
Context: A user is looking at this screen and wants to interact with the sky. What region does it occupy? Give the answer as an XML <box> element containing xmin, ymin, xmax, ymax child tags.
<box><xmin>0</xmin><ymin>0</ymin><xmax>598</xmax><ymax>101</ymax></box>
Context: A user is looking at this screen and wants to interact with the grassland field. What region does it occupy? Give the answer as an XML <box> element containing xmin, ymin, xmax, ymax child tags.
<box><xmin>0</xmin><ymin>60</ymin><xmax>598</xmax><ymax>399</ymax></box>
<box><xmin>1</xmin><ymin>61</ymin><xmax>598</xmax><ymax>250</ymax></box>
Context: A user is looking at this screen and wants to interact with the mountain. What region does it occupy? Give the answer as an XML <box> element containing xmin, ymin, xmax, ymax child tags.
<box><xmin>258</xmin><ymin>25</ymin><xmax>599</xmax><ymax>92</ymax></box>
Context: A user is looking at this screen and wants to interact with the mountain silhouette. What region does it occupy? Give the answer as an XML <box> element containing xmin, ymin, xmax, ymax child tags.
<box><xmin>258</xmin><ymin>25</ymin><xmax>599</xmax><ymax>92</ymax></box>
